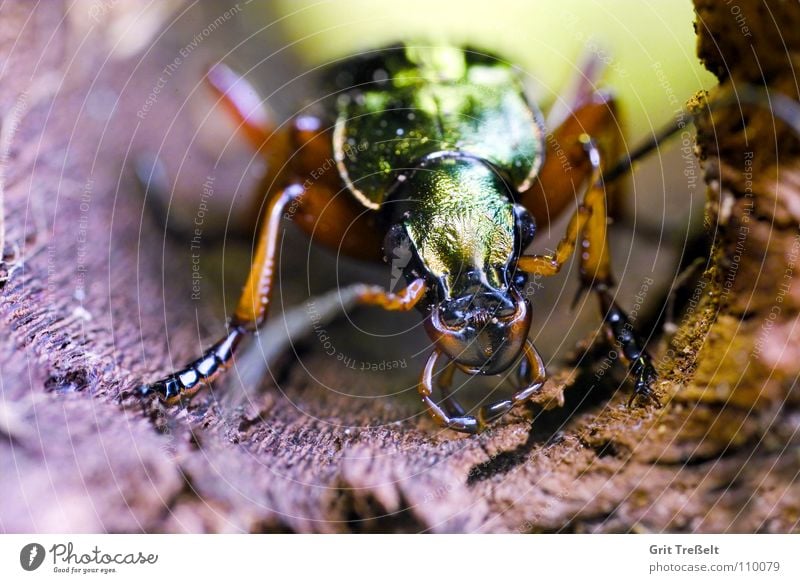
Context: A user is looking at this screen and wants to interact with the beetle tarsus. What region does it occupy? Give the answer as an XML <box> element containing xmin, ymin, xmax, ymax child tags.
<box><xmin>594</xmin><ymin>285</ymin><xmax>661</xmax><ymax>408</ymax></box>
<box><xmin>628</xmin><ymin>355</ymin><xmax>660</xmax><ymax>408</ymax></box>
<box><xmin>140</xmin><ymin>326</ymin><xmax>245</xmax><ymax>405</ymax></box>
<box><xmin>139</xmin><ymin>376</ymin><xmax>184</xmax><ymax>403</ymax></box>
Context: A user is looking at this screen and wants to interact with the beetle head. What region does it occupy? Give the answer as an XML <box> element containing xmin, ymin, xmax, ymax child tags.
<box><xmin>383</xmin><ymin>156</ymin><xmax>537</xmax><ymax>374</ymax></box>
<box><xmin>426</xmin><ymin>281</ymin><xmax>531</xmax><ymax>374</ymax></box>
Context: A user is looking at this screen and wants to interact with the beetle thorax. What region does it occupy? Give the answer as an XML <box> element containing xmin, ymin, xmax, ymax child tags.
<box><xmin>398</xmin><ymin>156</ymin><xmax>516</xmax><ymax>299</ymax></box>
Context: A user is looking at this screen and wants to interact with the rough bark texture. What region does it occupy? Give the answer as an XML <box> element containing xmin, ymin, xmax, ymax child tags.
<box><xmin>1</xmin><ymin>0</ymin><xmax>798</xmax><ymax>533</ymax></box>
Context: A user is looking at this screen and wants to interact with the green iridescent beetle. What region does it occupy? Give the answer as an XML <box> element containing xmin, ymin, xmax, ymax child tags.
<box><xmin>141</xmin><ymin>43</ymin><xmax>660</xmax><ymax>434</ymax></box>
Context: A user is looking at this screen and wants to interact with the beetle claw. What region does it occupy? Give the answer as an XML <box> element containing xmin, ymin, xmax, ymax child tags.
<box><xmin>139</xmin><ymin>376</ymin><xmax>182</xmax><ymax>403</ymax></box>
<box><xmin>627</xmin><ymin>360</ymin><xmax>660</xmax><ymax>408</ymax></box>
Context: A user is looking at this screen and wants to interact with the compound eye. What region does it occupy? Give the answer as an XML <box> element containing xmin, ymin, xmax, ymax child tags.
<box><xmin>510</xmin><ymin>269</ymin><xmax>528</xmax><ymax>290</ymax></box>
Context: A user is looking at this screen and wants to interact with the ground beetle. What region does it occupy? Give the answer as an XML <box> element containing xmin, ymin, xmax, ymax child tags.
<box><xmin>140</xmin><ymin>44</ymin><xmax>661</xmax><ymax>434</ymax></box>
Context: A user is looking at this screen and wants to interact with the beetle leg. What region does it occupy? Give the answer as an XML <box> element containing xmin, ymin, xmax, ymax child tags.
<box><xmin>576</xmin><ymin>148</ymin><xmax>660</xmax><ymax>407</ymax></box>
<box><xmin>576</xmin><ymin>139</ymin><xmax>614</xmax><ymax>287</ymax></box>
<box><xmin>517</xmin><ymin>137</ymin><xmax>602</xmax><ymax>279</ymax></box>
<box><xmin>516</xmin><ymin>203</ymin><xmax>591</xmax><ymax>277</ymax></box>
<box><xmin>596</xmin><ymin>285</ymin><xmax>660</xmax><ymax>407</ymax></box>
<box><xmin>206</xmin><ymin>62</ymin><xmax>277</xmax><ymax>151</ymax></box>
<box><xmin>138</xmin><ymin>327</ymin><xmax>245</xmax><ymax>403</ymax></box>
<box><xmin>208</xmin><ymin>63</ymin><xmax>387</xmax><ymax>259</ymax></box>
<box><xmin>546</xmin><ymin>50</ymin><xmax>609</xmax><ymax>130</ymax></box>
<box><xmin>418</xmin><ymin>341</ymin><xmax>546</xmax><ymax>434</ymax></box>
<box><xmin>205</xmin><ymin>63</ymin><xmax>305</xmax><ymax>230</ymax></box>
<box><xmin>140</xmin><ymin>183</ymin><xmax>303</xmax><ymax>404</ymax></box>
<box><xmin>134</xmin><ymin>64</ymin><xmax>293</xmax><ymax>244</ymax></box>
<box><xmin>352</xmin><ymin>278</ymin><xmax>427</xmax><ymax>311</ymax></box>
<box><xmin>519</xmin><ymin>91</ymin><xmax>622</xmax><ymax>229</ymax></box>
<box><xmin>518</xmin><ymin>139</ymin><xmax>659</xmax><ymax>407</ymax></box>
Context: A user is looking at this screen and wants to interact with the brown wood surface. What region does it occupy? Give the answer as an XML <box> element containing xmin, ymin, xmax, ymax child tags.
<box><xmin>1</xmin><ymin>0</ymin><xmax>798</xmax><ymax>533</ymax></box>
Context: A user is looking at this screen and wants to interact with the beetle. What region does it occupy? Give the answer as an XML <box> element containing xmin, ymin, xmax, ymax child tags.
<box><xmin>140</xmin><ymin>43</ymin><xmax>660</xmax><ymax>434</ymax></box>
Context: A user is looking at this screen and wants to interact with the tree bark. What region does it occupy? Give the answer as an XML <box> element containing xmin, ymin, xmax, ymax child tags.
<box><xmin>1</xmin><ymin>0</ymin><xmax>798</xmax><ymax>533</ymax></box>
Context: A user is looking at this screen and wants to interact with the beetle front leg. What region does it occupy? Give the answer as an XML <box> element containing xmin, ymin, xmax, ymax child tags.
<box><xmin>353</xmin><ymin>279</ymin><xmax>427</xmax><ymax>311</ymax></box>
<box><xmin>518</xmin><ymin>140</ymin><xmax>660</xmax><ymax>407</ymax></box>
<box><xmin>140</xmin><ymin>183</ymin><xmax>303</xmax><ymax>404</ymax></box>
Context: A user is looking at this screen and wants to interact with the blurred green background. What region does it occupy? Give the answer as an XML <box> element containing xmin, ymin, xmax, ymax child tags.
<box><xmin>268</xmin><ymin>0</ymin><xmax>714</xmax><ymax>140</ymax></box>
